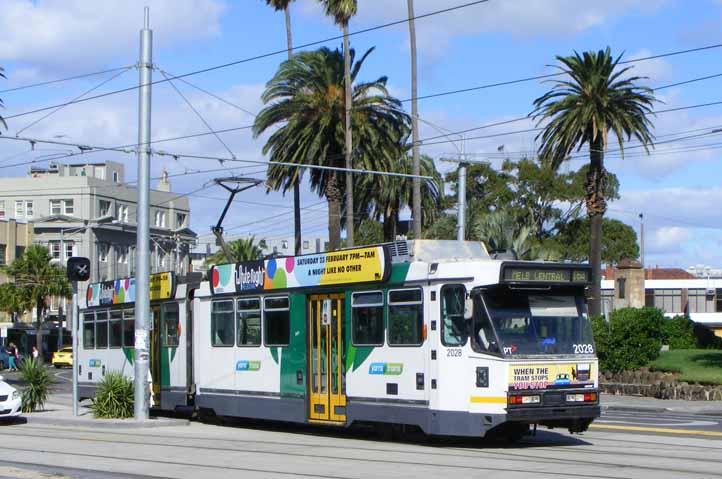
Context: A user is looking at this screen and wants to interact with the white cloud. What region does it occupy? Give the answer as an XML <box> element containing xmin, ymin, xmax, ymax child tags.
<box><xmin>299</xmin><ymin>0</ymin><xmax>666</xmax><ymax>58</ymax></box>
<box><xmin>0</xmin><ymin>0</ymin><xmax>226</xmax><ymax>75</ymax></box>
<box><xmin>624</xmin><ymin>49</ymin><xmax>672</xmax><ymax>83</ymax></box>
<box><xmin>647</xmin><ymin>226</ymin><xmax>692</xmax><ymax>254</ymax></box>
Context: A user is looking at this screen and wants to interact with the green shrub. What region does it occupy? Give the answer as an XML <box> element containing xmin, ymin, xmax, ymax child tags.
<box><xmin>693</xmin><ymin>323</ymin><xmax>722</xmax><ymax>349</ymax></box>
<box><xmin>91</xmin><ymin>372</ymin><xmax>134</xmax><ymax>419</ymax></box>
<box><xmin>18</xmin><ymin>358</ymin><xmax>51</xmax><ymax>412</ymax></box>
<box><xmin>662</xmin><ymin>316</ymin><xmax>697</xmax><ymax>350</ymax></box>
<box><xmin>593</xmin><ymin>307</ymin><xmax>665</xmax><ymax>373</ymax></box>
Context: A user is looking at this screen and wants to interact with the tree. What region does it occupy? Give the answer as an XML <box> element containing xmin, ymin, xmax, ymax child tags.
<box><xmin>472</xmin><ymin>210</ymin><xmax>552</xmax><ymax>260</ymax></box>
<box><xmin>205</xmin><ymin>237</ymin><xmax>265</xmax><ymax>266</ymax></box>
<box><xmin>318</xmin><ymin>0</ymin><xmax>358</xmax><ymax>246</ymax></box>
<box><xmin>1</xmin><ymin>245</ymin><xmax>71</xmax><ymax>363</ymax></box>
<box><xmin>407</xmin><ymin>0</ymin><xmax>421</xmax><ymax>238</ymax></box>
<box><xmin>548</xmin><ymin>217</ymin><xmax>639</xmax><ymax>264</ymax></box>
<box><xmin>263</xmin><ymin>0</ymin><xmax>302</xmax><ymax>256</ymax></box>
<box><xmin>532</xmin><ymin>47</ymin><xmax>656</xmax><ymax>315</ymax></box>
<box><xmin>0</xmin><ymin>283</ymin><xmax>31</xmax><ymax>322</ymax></box>
<box><xmin>253</xmin><ymin>46</ymin><xmax>410</xmax><ymax>250</ymax></box>
<box><xmin>356</xmin><ymin>154</ymin><xmax>442</xmax><ymax>242</ymax></box>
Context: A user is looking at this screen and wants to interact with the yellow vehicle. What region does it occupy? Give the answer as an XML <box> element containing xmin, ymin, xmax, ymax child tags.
<box><xmin>52</xmin><ymin>347</ymin><xmax>73</xmax><ymax>368</ymax></box>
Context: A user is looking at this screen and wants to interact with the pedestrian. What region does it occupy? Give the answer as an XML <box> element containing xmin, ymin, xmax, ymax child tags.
<box><xmin>7</xmin><ymin>343</ymin><xmax>17</xmax><ymax>371</ymax></box>
<box><xmin>31</xmin><ymin>346</ymin><xmax>39</xmax><ymax>361</ymax></box>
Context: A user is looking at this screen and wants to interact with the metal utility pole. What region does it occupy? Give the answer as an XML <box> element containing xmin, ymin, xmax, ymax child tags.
<box><xmin>408</xmin><ymin>0</ymin><xmax>421</xmax><ymax>240</ymax></box>
<box><xmin>457</xmin><ymin>162</ymin><xmax>467</xmax><ymax>241</ymax></box>
<box><xmin>639</xmin><ymin>213</ymin><xmax>645</xmax><ymax>267</ymax></box>
<box><xmin>134</xmin><ymin>7</ymin><xmax>153</xmax><ymax>421</ymax></box>
<box><xmin>71</xmin><ymin>280</ymin><xmax>79</xmax><ymax>416</ymax></box>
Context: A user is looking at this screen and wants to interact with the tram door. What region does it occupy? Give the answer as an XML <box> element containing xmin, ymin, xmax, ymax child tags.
<box><xmin>150</xmin><ymin>306</ymin><xmax>161</xmax><ymax>405</ymax></box>
<box><xmin>308</xmin><ymin>294</ymin><xmax>346</xmax><ymax>422</ymax></box>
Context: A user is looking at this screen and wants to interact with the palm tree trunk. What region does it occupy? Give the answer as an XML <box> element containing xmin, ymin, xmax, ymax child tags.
<box><xmin>36</xmin><ymin>299</ymin><xmax>44</xmax><ymax>364</ymax></box>
<box><xmin>587</xmin><ymin>136</ymin><xmax>607</xmax><ymax>317</ymax></box>
<box><xmin>407</xmin><ymin>0</ymin><xmax>421</xmax><ymax>239</ymax></box>
<box><xmin>343</xmin><ymin>22</ymin><xmax>354</xmax><ymax>247</ymax></box>
<box><xmin>285</xmin><ymin>5</ymin><xmax>303</xmax><ymax>256</ymax></box>
<box><xmin>327</xmin><ymin>171</ymin><xmax>342</xmax><ymax>250</ymax></box>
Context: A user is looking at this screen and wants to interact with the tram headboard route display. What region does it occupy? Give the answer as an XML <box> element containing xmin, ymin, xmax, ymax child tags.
<box><xmin>210</xmin><ymin>246</ymin><xmax>390</xmax><ymax>295</ymax></box>
<box><xmin>501</xmin><ymin>264</ymin><xmax>591</xmax><ymax>285</ymax></box>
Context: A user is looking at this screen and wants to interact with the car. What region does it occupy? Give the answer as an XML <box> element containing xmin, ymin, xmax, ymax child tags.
<box><xmin>0</xmin><ymin>375</ymin><xmax>22</xmax><ymax>420</ymax></box>
<box><xmin>52</xmin><ymin>347</ymin><xmax>73</xmax><ymax>368</ymax></box>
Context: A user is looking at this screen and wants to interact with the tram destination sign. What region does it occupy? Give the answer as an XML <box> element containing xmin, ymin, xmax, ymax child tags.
<box><xmin>211</xmin><ymin>246</ymin><xmax>390</xmax><ymax>295</ymax></box>
<box><xmin>86</xmin><ymin>272</ymin><xmax>176</xmax><ymax>307</ymax></box>
<box><xmin>501</xmin><ymin>264</ymin><xmax>591</xmax><ymax>285</ymax></box>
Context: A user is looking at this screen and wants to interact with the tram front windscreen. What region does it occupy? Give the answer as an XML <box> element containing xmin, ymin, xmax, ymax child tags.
<box><xmin>474</xmin><ymin>290</ymin><xmax>595</xmax><ymax>357</ymax></box>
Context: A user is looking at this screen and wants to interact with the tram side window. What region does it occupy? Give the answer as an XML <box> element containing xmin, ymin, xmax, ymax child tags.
<box><xmin>123</xmin><ymin>309</ymin><xmax>135</xmax><ymax>347</ymax></box>
<box><xmin>441</xmin><ymin>285</ymin><xmax>467</xmax><ymax>347</ymax></box>
<box><xmin>352</xmin><ymin>291</ymin><xmax>384</xmax><ymax>346</ymax></box>
<box><xmin>388</xmin><ymin>288</ymin><xmax>424</xmax><ymax>346</ymax></box>
<box><xmin>82</xmin><ymin>312</ymin><xmax>95</xmax><ymax>349</ymax></box>
<box><xmin>95</xmin><ymin>310</ymin><xmax>109</xmax><ymax>349</ymax></box>
<box><xmin>211</xmin><ymin>300</ymin><xmax>235</xmax><ymax>347</ymax></box>
<box><xmin>237</xmin><ymin>298</ymin><xmax>261</xmax><ymax>346</ymax></box>
<box><xmin>162</xmin><ymin>303</ymin><xmax>180</xmax><ymax>347</ymax></box>
<box><xmin>109</xmin><ymin>309</ymin><xmax>123</xmax><ymax>348</ymax></box>
<box><xmin>264</xmin><ymin>296</ymin><xmax>290</xmax><ymax>346</ymax></box>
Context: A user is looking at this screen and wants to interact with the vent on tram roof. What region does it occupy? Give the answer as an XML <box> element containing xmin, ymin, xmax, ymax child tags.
<box><xmin>387</xmin><ymin>240</ymin><xmax>410</xmax><ymax>258</ymax></box>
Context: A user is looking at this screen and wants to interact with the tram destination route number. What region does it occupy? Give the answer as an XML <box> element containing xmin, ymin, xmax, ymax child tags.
<box><xmin>502</xmin><ymin>267</ymin><xmax>589</xmax><ymax>284</ymax></box>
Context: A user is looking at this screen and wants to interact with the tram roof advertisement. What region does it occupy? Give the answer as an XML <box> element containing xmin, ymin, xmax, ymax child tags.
<box><xmin>86</xmin><ymin>272</ymin><xmax>176</xmax><ymax>307</ymax></box>
<box><xmin>210</xmin><ymin>245</ymin><xmax>390</xmax><ymax>295</ymax></box>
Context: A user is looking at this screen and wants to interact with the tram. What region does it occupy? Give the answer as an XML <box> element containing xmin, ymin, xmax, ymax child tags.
<box><xmin>78</xmin><ymin>240</ymin><xmax>600</xmax><ymax>438</ymax></box>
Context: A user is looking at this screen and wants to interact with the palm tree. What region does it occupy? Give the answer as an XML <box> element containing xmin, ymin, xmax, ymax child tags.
<box><xmin>253</xmin><ymin>46</ymin><xmax>410</xmax><ymax>250</ymax></box>
<box><xmin>0</xmin><ymin>283</ymin><xmax>31</xmax><ymax>322</ymax></box>
<box><xmin>318</xmin><ymin>0</ymin><xmax>358</xmax><ymax>246</ymax></box>
<box><xmin>531</xmin><ymin>47</ymin><xmax>655</xmax><ymax>316</ymax></box>
<box><xmin>472</xmin><ymin>210</ymin><xmax>544</xmax><ymax>260</ymax></box>
<box><xmin>205</xmin><ymin>237</ymin><xmax>266</xmax><ymax>266</ymax></box>
<box><xmin>407</xmin><ymin>0</ymin><xmax>422</xmax><ymax>239</ymax></box>
<box><xmin>2</xmin><ymin>245</ymin><xmax>71</xmax><ymax>363</ymax></box>
<box><xmin>263</xmin><ymin>0</ymin><xmax>302</xmax><ymax>256</ymax></box>
<box><xmin>356</xmin><ymin>154</ymin><xmax>441</xmax><ymax>242</ymax></box>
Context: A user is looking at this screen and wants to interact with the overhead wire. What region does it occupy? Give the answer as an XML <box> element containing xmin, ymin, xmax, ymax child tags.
<box><xmin>0</xmin><ymin>66</ymin><xmax>134</xmax><ymax>94</ymax></box>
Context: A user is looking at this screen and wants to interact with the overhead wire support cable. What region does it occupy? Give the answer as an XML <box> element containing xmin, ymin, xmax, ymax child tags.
<box><xmin>15</xmin><ymin>66</ymin><xmax>134</xmax><ymax>136</ymax></box>
<box><xmin>160</xmin><ymin>70</ymin><xmax>237</xmax><ymax>161</ymax></box>
<box><xmin>0</xmin><ymin>66</ymin><xmax>134</xmax><ymax>94</ymax></box>
<box><xmin>3</xmin><ymin>0</ymin><xmax>490</xmax><ymax>121</ymax></box>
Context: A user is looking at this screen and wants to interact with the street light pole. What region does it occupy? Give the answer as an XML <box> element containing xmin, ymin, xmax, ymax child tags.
<box><xmin>134</xmin><ymin>7</ymin><xmax>153</xmax><ymax>421</ymax></box>
<box><xmin>71</xmin><ymin>280</ymin><xmax>79</xmax><ymax>416</ymax></box>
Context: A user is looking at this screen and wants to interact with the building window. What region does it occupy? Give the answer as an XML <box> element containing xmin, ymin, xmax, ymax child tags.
<box><xmin>117</xmin><ymin>205</ymin><xmax>128</xmax><ymax>223</ymax></box>
<box><xmin>352</xmin><ymin>291</ymin><xmax>384</xmax><ymax>346</ymax></box>
<box><xmin>64</xmin><ymin>199</ymin><xmax>74</xmax><ymax>215</ymax></box>
<box><xmin>211</xmin><ymin>300</ymin><xmax>235</xmax><ymax>347</ymax></box>
<box><xmin>112</xmin><ymin>171</ymin><xmax>119</xmax><ymax>183</ymax></box>
<box><xmin>15</xmin><ymin>200</ymin><xmax>24</xmax><ymax>218</ymax></box>
<box><xmin>98</xmin><ymin>243</ymin><xmax>109</xmax><ymax>262</ymax></box>
<box><xmin>237</xmin><ymin>298</ymin><xmax>261</xmax><ymax>346</ymax></box>
<box><xmin>176</xmin><ymin>213</ymin><xmax>186</xmax><ymax>229</ymax></box>
<box><xmin>441</xmin><ymin>285</ymin><xmax>467</xmax><ymax>347</ymax></box>
<box><xmin>154</xmin><ymin>210</ymin><xmax>166</xmax><ymax>228</ymax></box>
<box><xmin>617</xmin><ymin>278</ymin><xmax>626</xmax><ymax>300</ymax></box>
<box><xmin>650</xmin><ymin>289</ymin><xmax>682</xmax><ymax>314</ymax></box>
<box><xmin>281</xmin><ymin>240</ymin><xmax>288</xmax><ymax>250</ymax></box>
<box><xmin>0</xmin><ymin>244</ymin><xmax>6</xmax><ymax>265</ymax></box>
<box><xmin>25</xmin><ymin>200</ymin><xmax>33</xmax><ymax>218</ymax></box>
<box><xmin>50</xmin><ymin>241</ymin><xmax>61</xmax><ymax>259</ymax></box>
<box><xmin>50</xmin><ymin>200</ymin><xmax>62</xmax><ymax>216</ymax></box>
<box><xmin>65</xmin><ymin>241</ymin><xmax>74</xmax><ymax>260</ymax></box>
<box><xmin>388</xmin><ymin>288</ymin><xmax>424</xmax><ymax>346</ymax></box>
<box><xmin>688</xmin><ymin>289</ymin><xmax>715</xmax><ymax>313</ymax></box>
<box><xmin>99</xmin><ymin>200</ymin><xmax>112</xmax><ymax>218</ymax></box>
<box><xmin>116</xmin><ymin>245</ymin><xmax>128</xmax><ymax>264</ymax></box>
<box><xmin>303</xmin><ymin>240</ymin><xmax>309</xmax><ymax>250</ymax></box>
<box><xmin>0</xmin><ymin>200</ymin><xmax>5</xmax><ymax>218</ymax></box>
<box><xmin>264</xmin><ymin>296</ymin><xmax>290</xmax><ymax>346</ymax></box>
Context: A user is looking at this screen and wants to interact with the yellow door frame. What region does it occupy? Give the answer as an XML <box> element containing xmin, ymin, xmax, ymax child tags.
<box><xmin>308</xmin><ymin>293</ymin><xmax>346</xmax><ymax>423</ymax></box>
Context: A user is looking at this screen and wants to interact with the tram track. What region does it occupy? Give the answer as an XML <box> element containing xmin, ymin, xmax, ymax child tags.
<box><xmin>12</xmin><ymin>425</ymin><xmax>722</xmax><ymax>478</ymax></box>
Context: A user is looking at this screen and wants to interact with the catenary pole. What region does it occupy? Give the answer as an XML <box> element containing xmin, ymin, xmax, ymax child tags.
<box><xmin>134</xmin><ymin>7</ymin><xmax>153</xmax><ymax>421</ymax></box>
<box><xmin>457</xmin><ymin>138</ymin><xmax>466</xmax><ymax>241</ymax></box>
<box><xmin>71</xmin><ymin>279</ymin><xmax>79</xmax><ymax>416</ymax></box>
<box><xmin>408</xmin><ymin>0</ymin><xmax>421</xmax><ymax>240</ymax></box>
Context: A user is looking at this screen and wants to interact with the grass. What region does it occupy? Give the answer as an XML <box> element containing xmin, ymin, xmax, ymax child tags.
<box><xmin>650</xmin><ymin>349</ymin><xmax>722</xmax><ymax>385</ymax></box>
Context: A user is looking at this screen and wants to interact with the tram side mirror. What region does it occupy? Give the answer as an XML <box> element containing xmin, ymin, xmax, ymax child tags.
<box><xmin>464</xmin><ymin>297</ymin><xmax>473</xmax><ymax>320</ymax></box>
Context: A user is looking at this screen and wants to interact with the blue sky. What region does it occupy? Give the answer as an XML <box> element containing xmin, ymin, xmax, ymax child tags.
<box><xmin>1</xmin><ymin>0</ymin><xmax>722</xmax><ymax>269</ymax></box>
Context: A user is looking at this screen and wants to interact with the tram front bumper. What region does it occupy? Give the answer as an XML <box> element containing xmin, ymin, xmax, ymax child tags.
<box><xmin>506</xmin><ymin>404</ymin><xmax>600</xmax><ymax>423</ymax></box>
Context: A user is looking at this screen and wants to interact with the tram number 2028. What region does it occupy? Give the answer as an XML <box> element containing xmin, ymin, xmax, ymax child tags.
<box><xmin>573</xmin><ymin>344</ymin><xmax>594</xmax><ymax>354</ymax></box>
<box><xmin>447</xmin><ymin>349</ymin><xmax>462</xmax><ymax>357</ymax></box>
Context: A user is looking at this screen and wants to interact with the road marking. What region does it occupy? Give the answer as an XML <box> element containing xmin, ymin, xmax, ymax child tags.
<box><xmin>591</xmin><ymin>423</ymin><xmax>722</xmax><ymax>437</ymax></box>
<box><xmin>53</xmin><ymin>371</ymin><xmax>72</xmax><ymax>383</ymax></box>
<box><xmin>597</xmin><ymin>419</ymin><xmax>718</xmax><ymax>427</ymax></box>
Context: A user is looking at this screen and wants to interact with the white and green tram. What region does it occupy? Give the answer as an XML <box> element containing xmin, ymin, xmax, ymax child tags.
<box><xmin>78</xmin><ymin>240</ymin><xmax>599</xmax><ymax>438</ymax></box>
